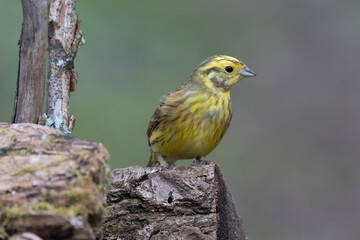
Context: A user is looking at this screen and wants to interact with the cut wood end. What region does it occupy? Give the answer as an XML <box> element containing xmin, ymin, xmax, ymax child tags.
<box><xmin>103</xmin><ymin>161</ymin><xmax>247</xmax><ymax>240</ymax></box>
<box><xmin>0</xmin><ymin>122</ymin><xmax>110</xmax><ymax>240</ymax></box>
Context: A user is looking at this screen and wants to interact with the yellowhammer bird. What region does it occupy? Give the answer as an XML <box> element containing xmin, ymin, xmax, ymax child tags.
<box><xmin>147</xmin><ymin>55</ymin><xmax>256</xmax><ymax>167</ymax></box>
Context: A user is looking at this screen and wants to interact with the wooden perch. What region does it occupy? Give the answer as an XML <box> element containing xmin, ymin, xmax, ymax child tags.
<box><xmin>46</xmin><ymin>0</ymin><xmax>85</xmax><ymax>133</ymax></box>
<box><xmin>0</xmin><ymin>123</ymin><xmax>109</xmax><ymax>239</ymax></box>
<box><xmin>12</xmin><ymin>0</ymin><xmax>48</xmax><ymax>124</ymax></box>
<box><xmin>103</xmin><ymin>162</ymin><xmax>248</xmax><ymax>240</ymax></box>
<box><xmin>0</xmin><ymin>123</ymin><xmax>248</xmax><ymax>239</ymax></box>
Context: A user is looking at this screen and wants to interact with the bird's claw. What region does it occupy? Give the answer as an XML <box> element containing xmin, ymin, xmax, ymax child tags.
<box><xmin>193</xmin><ymin>156</ymin><xmax>207</xmax><ymax>166</ymax></box>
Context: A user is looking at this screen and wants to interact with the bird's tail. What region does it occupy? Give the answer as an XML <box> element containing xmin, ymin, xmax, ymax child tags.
<box><xmin>147</xmin><ymin>151</ymin><xmax>158</xmax><ymax>167</ymax></box>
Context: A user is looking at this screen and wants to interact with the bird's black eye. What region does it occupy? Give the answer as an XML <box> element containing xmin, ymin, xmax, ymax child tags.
<box><xmin>225</xmin><ymin>66</ymin><xmax>233</xmax><ymax>73</ymax></box>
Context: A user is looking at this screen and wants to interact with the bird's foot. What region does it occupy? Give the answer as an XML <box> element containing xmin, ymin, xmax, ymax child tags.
<box><xmin>158</xmin><ymin>156</ymin><xmax>174</xmax><ymax>169</ymax></box>
<box><xmin>193</xmin><ymin>156</ymin><xmax>208</xmax><ymax>166</ymax></box>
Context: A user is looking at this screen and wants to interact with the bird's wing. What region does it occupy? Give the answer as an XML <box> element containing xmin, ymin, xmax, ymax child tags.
<box><xmin>147</xmin><ymin>103</ymin><xmax>164</xmax><ymax>145</ymax></box>
<box><xmin>147</xmin><ymin>87</ymin><xmax>186</xmax><ymax>146</ymax></box>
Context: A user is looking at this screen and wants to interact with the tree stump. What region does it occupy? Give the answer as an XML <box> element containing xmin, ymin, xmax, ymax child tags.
<box><xmin>0</xmin><ymin>123</ymin><xmax>109</xmax><ymax>240</ymax></box>
<box><xmin>102</xmin><ymin>162</ymin><xmax>247</xmax><ymax>240</ymax></box>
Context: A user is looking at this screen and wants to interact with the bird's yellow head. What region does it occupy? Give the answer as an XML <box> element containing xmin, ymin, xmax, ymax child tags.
<box><xmin>189</xmin><ymin>55</ymin><xmax>256</xmax><ymax>92</ymax></box>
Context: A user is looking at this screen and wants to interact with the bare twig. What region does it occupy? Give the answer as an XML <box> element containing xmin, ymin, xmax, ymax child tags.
<box><xmin>46</xmin><ymin>0</ymin><xmax>85</xmax><ymax>134</ymax></box>
<box><xmin>12</xmin><ymin>0</ymin><xmax>48</xmax><ymax>123</ymax></box>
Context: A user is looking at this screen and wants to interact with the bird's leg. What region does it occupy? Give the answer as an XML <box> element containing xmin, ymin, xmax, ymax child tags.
<box><xmin>193</xmin><ymin>156</ymin><xmax>207</xmax><ymax>166</ymax></box>
<box><xmin>158</xmin><ymin>154</ymin><xmax>171</xmax><ymax>168</ymax></box>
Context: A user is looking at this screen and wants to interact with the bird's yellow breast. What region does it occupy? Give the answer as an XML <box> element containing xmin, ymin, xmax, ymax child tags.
<box><xmin>149</xmin><ymin>91</ymin><xmax>232</xmax><ymax>160</ymax></box>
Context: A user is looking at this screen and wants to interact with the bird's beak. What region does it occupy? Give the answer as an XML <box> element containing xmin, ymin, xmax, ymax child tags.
<box><xmin>239</xmin><ymin>65</ymin><xmax>256</xmax><ymax>77</ymax></box>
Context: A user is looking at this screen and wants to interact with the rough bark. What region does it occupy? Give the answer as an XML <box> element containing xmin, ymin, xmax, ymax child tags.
<box><xmin>12</xmin><ymin>0</ymin><xmax>48</xmax><ymax>124</ymax></box>
<box><xmin>0</xmin><ymin>123</ymin><xmax>109</xmax><ymax>240</ymax></box>
<box><xmin>102</xmin><ymin>162</ymin><xmax>248</xmax><ymax>240</ymax></box>
<box><xmin>46</xmin><ymin>0</ymin><xmax>85</xmax><ymax>133</ymax></box>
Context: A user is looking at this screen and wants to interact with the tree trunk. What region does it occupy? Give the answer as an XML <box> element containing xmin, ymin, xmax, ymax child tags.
<box><xmin>12</xmin><ymin>0</ymin><xmax>48</xmax><ymax>124</ymax></box>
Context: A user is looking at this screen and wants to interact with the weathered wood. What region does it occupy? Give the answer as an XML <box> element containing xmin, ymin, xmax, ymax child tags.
<box><xmin>0</xmin><ymin>123</ymin><xmax>109</xmax><ymax>240</ymax></box>
<box><xmin>12</xmin><ymin>0</ymin><xmax>48</xmax><ymax>124</ymax></box>
<box><xmin>46</xmin><ymin>0</ymin><xmax>85</xmax><ymax>133</ymax></box>
<box><xmin>103</xmin><ymin>162</ymin><xmax>248</xmax><ymax>240</ymax></box>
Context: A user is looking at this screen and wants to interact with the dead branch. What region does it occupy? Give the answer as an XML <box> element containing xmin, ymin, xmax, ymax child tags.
<box><xmin>46</xmin><ymin>0</ymin><xmax>85</xmax><ymax>133</ymax></box>
<box><xmin>12</xmin><ymin>0</ymin><xmax>48</xmax><ymax>124</ymax></box>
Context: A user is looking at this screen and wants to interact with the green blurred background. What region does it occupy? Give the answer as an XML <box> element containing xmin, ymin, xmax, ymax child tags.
<box><xmin>1</xmin><ymin>0</ymin><xmax>360</xmax><ymax>239</ymax></box>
